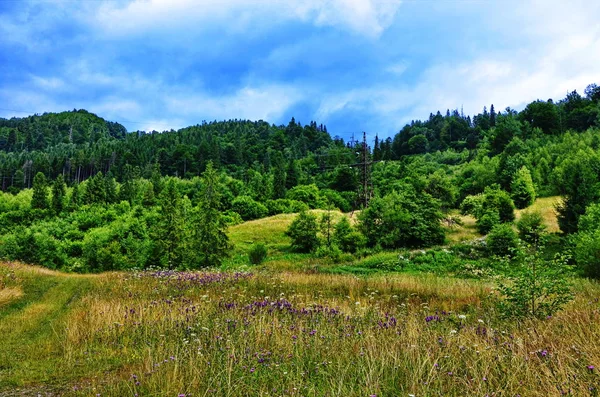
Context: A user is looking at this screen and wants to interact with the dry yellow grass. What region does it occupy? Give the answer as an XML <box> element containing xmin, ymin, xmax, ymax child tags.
<box><xmin>2</xmin><ymin>262</ymin><xmax>600</xmax><ymax>396</ymax></box>
<box><xmin>516</xmin><ymin>196</ymin><xmax>561</xmax><ymax>233</ymax></box>
<box><xmin>0</xmin><ymin>286</ymin><xmax>23</xmax><ymax>306</ymax></box>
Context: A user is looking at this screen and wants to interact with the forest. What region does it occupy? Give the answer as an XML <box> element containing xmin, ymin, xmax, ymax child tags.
<box><xmin>1</xmin><ymin>83</ymin><xmax>599</xmax><ymax>276</ymax></box>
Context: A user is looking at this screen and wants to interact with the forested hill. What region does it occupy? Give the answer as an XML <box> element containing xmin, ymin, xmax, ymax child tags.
<box><xmin>0</xmin><ymin>111</ymin><xmax>336</xmax><ymax>190</ymax></box>
<box><xmin>0</xmin><ymin>82</ymin><xmax>599</xmax><ymax>195</ymax></box>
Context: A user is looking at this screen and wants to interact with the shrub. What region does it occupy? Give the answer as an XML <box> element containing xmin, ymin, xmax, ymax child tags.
<box><xmin>460</xmin><ymin>194</ymin><xmax>485</xmax><ymax>216</ymax></box>
<box><xmin>483</xmin><ymin>186</ymin><xmax>515</xmax><ymax>223</ymax></box>
<box><xmin>476</xmin><ymin>211</ymin><xmax>500</xmax><ymax>234</ymax></box>
<box><xmin>511</xmin><ymin>166</ymin><xmax>536</xmax><ymax>209</ymax></box>
<box><xmin>231</xmin><ymin>195</ymin><xmax>268</xmax><ymax>221</ymax></box>
<box><xmin>573</xmin><ymin>229</ymin><xmax>600</xmax><ymax>278</ymax></box>
<box><xmin>320</xmin><ymin>189</ymin><xmax>351</xmax><ymax>212</ymax></box>
<box><xmin>516</xmin><ymin>210</ymin><xmax>546</xmax><ymax>244</ymax></box>
<box><xmin>285</xmin><ymin>211</ymin><xmax>320</xmax><ymax>253</ymax></box>
<box><xmin>486</xmin><ymin>224</ymin><xmax>519</xmax><ymax>257</ymax></box>
<box><xmin>358</xmin><ymin>185</ymin><xmax>445</xmax><ymax>248</ymax></box>
<box><xmin>497</xmin><ymin>249</ymin><xmax>573</xmax><ymax>319</ymax></box>
<box><xmin>333</xmin><ymin>217</ymin><xmax>366</xmax><ymax>253</ymax></box>
<box><xmin>265</xmin><ymin>199</ymin><xmax>309</xmax><ymax>215</ymax></box>
<box><xmin>248</xmin><ymin>243</ymin><xmax>268</xmax><ymax>265</ymax></box>
<box><xmin>286</xmin><ymin>184</ymin><xmax>320</xmax><ymax>208</ymax></box>
<box><xmin>222</xmin><ymin>210</ymin><xmax>244</xmax><ymax>226</ymax></box>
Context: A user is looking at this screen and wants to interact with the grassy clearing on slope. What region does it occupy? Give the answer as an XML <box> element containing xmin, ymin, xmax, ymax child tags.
<box><xmin>516</xmin><ymin>196</ymin><xmax>561</xmax><ymax>233</ymax></box>
<box><xmin>1</xmin><ymin>262</ymin><xmax>599</xmax><ymax>396</ymax></box>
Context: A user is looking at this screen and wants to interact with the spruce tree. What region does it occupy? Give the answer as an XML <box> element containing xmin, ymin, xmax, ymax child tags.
<box><xmin>194</xmin><ymin>162</ymin><xmax>231</xmax><ymax>268</ymax></box>
<box><xmin>272</xmin><ymin>151</ymin><xmax>287</xmax><ymax>199</ymax></box>
<box><xmin>285</xmin><ymin>159</ymin><xmax>299</xmax><ymax>190</ymax></box>
<box><xmin>51</xmin><ymin>174</ymin><xmax>66</xmax><ymax>214</ymax></box>
<box><xmin>156</xmin><ymin>179</ymin><xmax>184</xmax><ymax>269</ymax></box>
<box><xmin>31</xmin><ymin>172</ymin><xmax>49</xmax><ymax>209</ymax></box>
<box><xmin>69</xmin><ymin>183</ymin><xmax>80</xmax><ymax>211</ymax></box>
<box><xmin>105</xmin><ymin>173</ymin><xmax>118</xmax><ymax>204</ymax></box>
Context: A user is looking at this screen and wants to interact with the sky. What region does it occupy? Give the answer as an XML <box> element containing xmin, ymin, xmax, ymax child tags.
<box><xmin>0</xmin><ymin>0</ymin><xmax>599</xmax><ymax>139</ymax></box>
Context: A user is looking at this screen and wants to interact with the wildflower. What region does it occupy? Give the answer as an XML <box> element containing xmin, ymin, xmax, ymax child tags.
<box><xmin>458</xmin><ymin>314</ymin><xmax>466</xmax><ymax>320</ymax></box>
<box><xmin>588</xmin><ymin>365</ymin><xmax>595</xmax><ymax>371</ymax></box>
<box><xmin>478</xmin><ymin>319</ymin><xmax>485</xmax><ymax>323</ymax></box>
<box><xmin>450</xmin><ymin>329</ymin><xmax>457</xmax><ymax>335</ymax></box>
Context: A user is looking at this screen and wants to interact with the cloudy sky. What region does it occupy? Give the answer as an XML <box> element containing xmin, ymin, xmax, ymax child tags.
<box><xmin>0</xmin><ymin>0</ymin><xmax>599</xmax><ymax>138</ymax></box>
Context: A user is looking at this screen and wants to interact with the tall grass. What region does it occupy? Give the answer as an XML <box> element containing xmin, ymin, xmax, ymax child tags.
<box><xmin>2</xmin><ymin>263</ymin><xmax>597</xmax><ymax>396</ymax></box>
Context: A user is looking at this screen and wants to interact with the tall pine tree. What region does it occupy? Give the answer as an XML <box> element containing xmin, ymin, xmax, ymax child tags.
<box><xmin>193</xmin><ymin>162</ymin><xmax>231</xmax><ymax>268</ymax></box>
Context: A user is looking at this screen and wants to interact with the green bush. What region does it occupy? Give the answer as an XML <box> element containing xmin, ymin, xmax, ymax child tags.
<box><xmin>320</xmin><ymin>189</ymin><xmax>351</xmax><ymax>212</ymax></box>
<box><xmin>265</xmin><ymin>199</ymin><xmax>309</xmax><ymax>215</ymax></box>
<box><xmin>285</xmin><ymin>211</ymin><xmax>320</xmax><ymax>253</ymax></box>
<box><xmin>231</xmin><ymin>195</ymin><xmax>268</xmax><ymax>221</ymax></box>
<box><xmin>516</xmin><ymin>211</ymin><xmax>546</xmax><ymax>244</ymax></box>
<box><xmin>511</xmin><ymin>166</ymin><xmax>536</xmax><ymax>209</ymax></box>
<box><xmin>358</xmin><ymin>185</ymin><xmax>445</xmax><ymax>248</ymax></box>
<box><xmin>486</xmin><ymin>224</ymin><xmax>519</xmax><ymax>256</ymax></box>
<box><xmin>483</xmin><ymin>186</ymin><xmax>515</xmax><ymax>223</ymax></box>
<box><xmin>498</xmin><ymin>249</ymin><xmax>573</xmax><ymax>318</ymax></box>
<box><xmin>333</xmin><ymin>217</ymin><xmax>366</xmax><ymax>253</ymax></box>
<box><xmin>222</xmin><ymin>210</ymin><xmax>244</xmax><ymax>226</ymax></box>
<box><xmin>476</xmin><ymin>211</ymin><xmax>500</xmax><ymax>234</ymax></box>
<box><xmin>286</xmin><ymin>184</ymin><xmax>320</xmax><ymax>208</ymax></box>
<box><xmin>248</xmin><ymin>243</ymin><xmax>268</xmax><ymax>265</ymax></box>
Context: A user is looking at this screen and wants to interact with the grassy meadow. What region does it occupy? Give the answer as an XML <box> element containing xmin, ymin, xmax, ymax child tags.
<box><xmin>1</xmin><ymin>196</ymin><xmax>599</xmax><ymax>396</ymax></box>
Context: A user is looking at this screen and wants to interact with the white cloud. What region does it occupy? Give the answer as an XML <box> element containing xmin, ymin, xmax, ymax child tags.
<box><xmin>316</xmin><ymin>1</ymin><xmax>600</xmax><ymax>134</ymax></box>
<box><xmin>94</xmin><ymin>0</ymin><xmax>402</xmax><ymax>38</ymax></box>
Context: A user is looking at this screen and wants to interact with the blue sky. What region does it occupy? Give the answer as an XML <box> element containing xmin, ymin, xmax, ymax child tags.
<box><xmin>0</xmin><ymin>0</ymin><xmax>599</xmax><ymax>139</ymax></box>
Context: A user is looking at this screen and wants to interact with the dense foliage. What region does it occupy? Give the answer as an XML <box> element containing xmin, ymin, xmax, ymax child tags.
<box><xmin>1</xmin><ymin>82</ymin><xmax>600</xmax><ymax>277</ymax></box>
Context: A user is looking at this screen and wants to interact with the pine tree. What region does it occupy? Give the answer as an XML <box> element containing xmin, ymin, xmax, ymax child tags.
<box><xmin>285</xmin><ymin>159</ymin><xmax>299</xmax><ymax>190</ymax></box>
<box><xmin>272</xmin><ymin>151</ymin><xmax>287</xmax><ymax>199</ymax></box>
<box><xmin>156</xmin><ymin>179</ymin><xmax>184</xmax><ymax>269</ymax></box>
<box><xmin>142</xmin><ymin>182</ymin><xmax>156</xmax><ymax>206</ymax></box>
<box><xmin>31</xmin><ymin>172</ymin><xmax>49</xmax><ymax>209</ymax></box>
<box><xmin>51</xmin><ymin>174</ymin><xmax>66</xmax><ymax>214</ymax></box>
<box><xmin>69</xmin><ymin>183</ymin><xmax>80</xmax><ymax>211</ymax></box>
<box><xmin>105</xmin><ymin>173</ymin><xmax>118</xmax><ymax>204</ymax></box>
<box><xmin>193</xmin><ymin>162</ymin><xmax>231</xmax><ymax>268</ymax></box>
<box><xmin>84</xmin><ymin>172</ymin><xmax>106</xmax><ymax>204</ymax></box>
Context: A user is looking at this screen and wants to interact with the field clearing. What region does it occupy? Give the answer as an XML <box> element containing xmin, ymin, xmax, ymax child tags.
<box><xmin>1</xmin><ymin>261</ymin><xmax>599</xmax><ymax>396</ymax></box>
<box><xmin>516</xmin><ymin>196</ymin><xmax>561</xmax><ymax>233</ymax></box>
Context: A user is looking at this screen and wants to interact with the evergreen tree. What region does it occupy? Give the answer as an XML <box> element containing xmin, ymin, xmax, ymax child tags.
<box><xmin>84</xmin><ymin>172</ymin><xmax>106</xmax><ymax>204</ymax></box>
<box><xmin>31</xmin><ymin>172</ymin><xmax>49</xmax><ymax>209</ymax></box>
<box><xmin>285</xmin><ymin>159</ymin><xmax>299</xmax><ymax>190</ymax></box>
<box><xmin>105</xmin><ymin>173</ymin><xmax>118</xmax><ymax>204</ymax></box>
<box><xmin>194</xmin><ymin>162</ymin><xmax>231</xmax><ymax>268</ymax></box>
<box><xmin>68</xmin><ymin>183</ymin><xmax>80</xmax><ymax>211</ymax></box>
<box><xmin>142</xmin><ymin>182</ymin><xmax>156</xmax><ymax>206</ymax></box>
<box><xmin>151</xmin><ymin>162</ymin><xmax>163</xmax><ymax>197</ymax></box>
<box><xmin>556</xmin><ymin>153</ymin><xmax>599</xmax><ymax>234</ymax></box>
<box><xmin>272</xmin><ymin>151</ymin><xmax>287</xmax><ymax>199</ymax></box>
<box><xmin>156</xmin><ymin>179</ymin><xmax>184</xmax><ymax>269</ymax></box>
<box><xmin>51</xmin><ymin>174</ymin><xmax>66</xmax><ymax>214</ymax></box>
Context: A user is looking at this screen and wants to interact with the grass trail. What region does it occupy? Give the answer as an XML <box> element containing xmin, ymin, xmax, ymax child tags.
<box><xmin>0</xmin><ymin>264</ymin><xmax>94</xmax><ymax>392</ymax></box>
